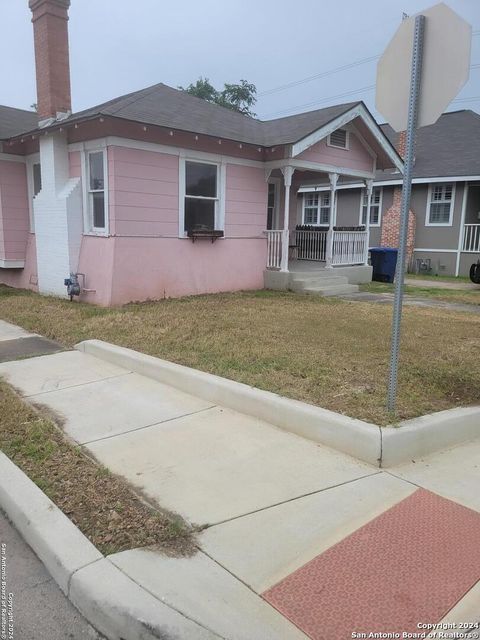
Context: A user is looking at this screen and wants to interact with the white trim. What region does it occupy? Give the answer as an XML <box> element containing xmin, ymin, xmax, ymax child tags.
<box><xmin>298</xmin><ymin>182</ymin><xmax>364</xmax><ymax>193</ymax></box>
<box><xmin>455</xmin><ymin>183</ymin><xmax>469</xmax><ymax>276</ymax></box>
<box><xmin>178</xmin><ymin>156</ymin><xmax>224</xmax><ymax>238</ymax></box>
<box><xmin>265</xmin><ymin>157</ymin><xmax>374</xmax><ymax>179</ymax></box>
<box><xmin>0</xmin><ymin>152</ymin><xmax>26</xmax><ymax>163</ymax></box>
<box><xmin>81</xmin><ymin>147</ymin><xmax>109</xmax><ymax>236</ymax></box>
<box><xmin>425</xmin><ymin>182</ymin><xmax>456</xmax><ymax>227</ymax></box>
<box><xmin>69</xmin><ymin>136</ymin><xmax>265</xmax><ymax>169</ymax></box>
<box><xmin>376</xmin><ymin>175</ymin><xmax>480</xmax><ymax>186</ymax></box>
<box><xmin>359</xmin><ymin>186</ymin><xmax>382</xmax><ymax>227</ymax></box>
<box><xmin>326</xmin><ymin>128</ymin><xmax>349</xmax><ymax>150</ymax></box>
<box><xmin>413</xmin><ymin>248</ymin><xmax>458</xmax><ymax>253</ymax></box>
<box><xmin>25</xmin><ymin>153</ymin><xmax>40</xmax><ymax>232</ymax></box>
<box><xmin>290</xmin><ymin>103</ymin><xmax>403</xmax><ymax>173</ymax></box>
<box><xmin>0</xmin><ymin>259</ymin><xmax>25</xmax><ymax>269</ymax></box>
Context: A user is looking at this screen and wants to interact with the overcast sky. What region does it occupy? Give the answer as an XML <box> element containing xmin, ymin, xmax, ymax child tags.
<box><xmin>1</xmin><ymin>0</ymin><xmax>479</xmax><ymax>123</ymax></box>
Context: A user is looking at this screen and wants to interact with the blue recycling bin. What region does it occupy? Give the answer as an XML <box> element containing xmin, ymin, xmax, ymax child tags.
<box><xmin>369</xmin><ymin>247</ymin><xmax>398</xmax><ymax>283</ymax></box>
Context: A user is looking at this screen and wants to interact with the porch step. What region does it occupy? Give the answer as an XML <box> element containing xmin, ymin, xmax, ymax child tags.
<box><xmin>290</xmin><ymin>275</ymin><xmax>350</xmax><ymax>292</ymax></box>
<box><xmin>303</xmin><ymin>283</ymin><xmax>360</xmax><ymax>297</ymax></box>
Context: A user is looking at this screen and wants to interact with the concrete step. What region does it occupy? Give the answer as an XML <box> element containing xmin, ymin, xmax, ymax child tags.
<box><xmin>291</xmin><ymin>276</ymin><xmax>349</xmax><ymax>291</ymax></box>
<box><xmin>303</xmin><ymin>284</ymin><xmax>360</xmax><ymax>297</ymax></box>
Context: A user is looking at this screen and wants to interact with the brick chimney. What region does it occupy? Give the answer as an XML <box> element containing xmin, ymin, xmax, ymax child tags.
<box><xmin>29</xmin><ymin>0</ymin><xmax>72</xmax><ymax>123</ymax></box>
<box><xmin>380</xmin><ymin>130</ymin><xmax>416</xmax><ymax>267</ymax></box>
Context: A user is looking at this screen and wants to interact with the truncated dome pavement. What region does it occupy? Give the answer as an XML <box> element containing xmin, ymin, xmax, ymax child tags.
<box><xmin>262</xmin><ymin>489</ymin><xmax>480</xmax><ymax>640</ymax></box>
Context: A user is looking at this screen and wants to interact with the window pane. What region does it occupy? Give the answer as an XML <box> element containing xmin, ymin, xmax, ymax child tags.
<box><xmin>268</xmin><ymin>183</ymin><xmax>275</xmax><ymax>208</ymax></box>
<box><xmin>33</xmin><ymin>163</ymin><xmax>42</xmax><ymax>196</ymax></box>
<box><xmin>319</xmin><ymin>207</ymin><xmax>330</xmax><ymax>225</ymax></box>
<box><xmin>430</xmin><ymin>202</ymin><xmax>450</xmax><ymax>223</ymax></box>
<box><xmin>92</xmin><ymin>192</ymin><xmax>105</xmax><ymax>228</ymax></box>
<box><xmin>185</xmin><ymin>197</ymin><xmax>215</xmax><ymax>231</ymax></box>
<box><xmin>89</xmin><ymin>152</ymin><xmax>104</xmax><ymax>190</ymax></box>
<box><xmin>304</xmin><ymin>208</ymin><xmax>317</xmax><ymax>225</ymax></box>
<box><xmin>186</xmin><ymin>162</ymin><xmax>217</xmax><ymax>197</ymax></box>
<box><xmin>370</xmin><ymin>205</ymin><xmax>379</xmax><ymax>225</ymax></box>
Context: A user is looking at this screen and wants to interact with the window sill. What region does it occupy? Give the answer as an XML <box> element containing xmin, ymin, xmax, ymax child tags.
<box><xmin>83</xmin><ymin>231</ymin><xmax>109</xmax><ymax>237</ymax></box>
<box><xmin>425</xmin><ymin>223</ymin><xmax>453</xmax><ymax>227</ymax></box>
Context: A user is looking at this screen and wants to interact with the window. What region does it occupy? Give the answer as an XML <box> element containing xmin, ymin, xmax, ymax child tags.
<box><xmin>302</xmin><ymin>192</ymin><xmax>330</xmax><ymax>225</ymax></box>
<box><xmin>183</xmin><ymin>160</ymin><xmax>219</xmax><ymax>233</ymax></box>
<box><xmin>87</xmin><ymin>151</ymin><xmax>107</xmax><ymax>232</ymax></box>
<box><xmin>427</xmin><ymin>183</ymin><xmax>454</xmax><ymax>225</ymax></box>
<box><xmin>267</xmin><ymin>181</ymin><xmax>277</xmax><ymax>230</ymax></box>
<box><xmin>33</xmin><ymin>163</ymin><xmax>42</xmax><ymax>197</ymax></box>
<box><xmin>361</xmin><ymin>187</ymin><xmax>382</xmax><ymax>226</ymax></box>
<box><xmin>327</xmin><ymin>129</ymin><xmax>348</xmax><ymax>149</ymax></box>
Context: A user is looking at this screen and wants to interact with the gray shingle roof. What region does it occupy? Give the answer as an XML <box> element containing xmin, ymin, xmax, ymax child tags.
<box><xmin>0</xmin><ymin>105</ymin><xmax>38</xmax><ymax>140</ymax></box>
<box><xmin>377</xmin><ymin>110</ymin><xmax>480</xmax><ymax>180</ymax></box>
<box><xmin>2</xmin><ymin>83</ymin><xmax>361</xmax><ymax>147</ymax></box>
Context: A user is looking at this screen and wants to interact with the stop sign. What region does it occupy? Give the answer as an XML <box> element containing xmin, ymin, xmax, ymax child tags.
<box><xmin>376</xmin><ymin>2</ymin><xmax>471</xmax><ymax>132</ymax></box>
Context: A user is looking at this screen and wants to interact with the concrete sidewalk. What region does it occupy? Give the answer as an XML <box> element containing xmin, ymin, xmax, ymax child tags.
<box><xmin>0</xmin><ymin>320</ymin><xmax>479</xmax><ymax>639</ymax></box>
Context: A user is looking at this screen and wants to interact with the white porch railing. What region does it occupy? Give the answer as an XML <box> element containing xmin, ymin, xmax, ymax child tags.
<box><xmin>463</xmin><ymin>224</ymin><xmax>480</xmax><ymax>253</ymax></box>
<box><xmin>331</xmin><ymin>230</ymin><xmax>368</xmax><ymax>266</ymax></box>
<box><xmin>295</xmin><ymin>229</ymin><xmax>328</xmax><ymax>261</ymax></box>
<box><xmin>265</xmin><ymin>230</ymin><xmax>283</xmax><ymax>269</ymax></box>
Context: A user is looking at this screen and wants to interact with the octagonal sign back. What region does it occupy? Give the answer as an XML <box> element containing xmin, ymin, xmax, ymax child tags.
<box><xmin>376</xmin><ymin>2</ymin><xmax>471</xmax><ymax>133</ymax></box>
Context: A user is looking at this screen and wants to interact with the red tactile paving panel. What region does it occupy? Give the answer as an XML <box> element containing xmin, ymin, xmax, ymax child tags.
<box><xmin>263</xmin><ymin>489</ymin><xmax>480</xmax><ymax>640</ymax></box>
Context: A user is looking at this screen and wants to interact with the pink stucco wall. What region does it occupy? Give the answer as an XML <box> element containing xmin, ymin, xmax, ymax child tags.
<box><xmin>69</xmin><ymin>150</ymin><xmax>82</xmax><ymax>178</ymax></box>
<box><xmin>0</xmin><ymin>160</ymin><xmax>30</xmax><ymax>262</ymax></box>
<box><xmin>225</xmin><ymin>164</ymin><xmax>267</xmax><ymax>237</ymax></box>
<box><xmin>297</xmin><ymin>132</ymin><xmax>374</xmax><ymax>173</ymax></box>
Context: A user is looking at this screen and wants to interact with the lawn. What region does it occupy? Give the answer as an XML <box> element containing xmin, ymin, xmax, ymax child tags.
<box><xmin>361</xmin><ymin>281</ymin><xmax>480</xmax><ymax>306</ymax></box>
<box><xmin>0</xmin><ymin>284</ymin><xmax>479</xmax><ymax>425</ymax></box>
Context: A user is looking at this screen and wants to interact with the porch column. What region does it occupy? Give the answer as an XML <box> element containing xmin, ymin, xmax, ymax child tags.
<box><xmin>325</xmin><ymin>172</ymin><xmax>338</xmax><ymax>268</ymax></box>
<box><xmin>364</xmin><ymin>179</ymin><xmax>373</xmax><ymax>266</ymax></box>
<box><xmin>280</xmin><ymin>165</ymin><xmax>295</xmax><ymax>272</ymax></box>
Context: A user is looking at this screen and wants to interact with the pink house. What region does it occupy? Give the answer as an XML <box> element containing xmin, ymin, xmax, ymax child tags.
<box><xmin>0</xmin><ymin>0</ymin><xmax>402</xmax><ymax>306</ymax></box>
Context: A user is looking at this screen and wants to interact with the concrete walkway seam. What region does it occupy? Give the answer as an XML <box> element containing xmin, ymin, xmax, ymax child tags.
<box><xmin>0</xmin><ymin>452</ymin><xmax>221</xmax><ymax>640</ymax></box>
<box><xmin>75</xmin><ymin>340</ymin><xmax>480</xmax><ymax>467</ymax></box>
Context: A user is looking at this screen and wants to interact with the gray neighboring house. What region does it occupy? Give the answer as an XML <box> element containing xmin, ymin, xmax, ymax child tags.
<box><xmin>296</xmin><ymin>110</ymin><xmax>480</xmax><ymax>277</ymax></box>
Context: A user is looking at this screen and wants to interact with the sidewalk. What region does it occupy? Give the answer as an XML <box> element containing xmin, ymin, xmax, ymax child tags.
<box><xmin>0</xmin><ymin>319</ymin><xmax>479</xmax><ymax>639</ymax></box>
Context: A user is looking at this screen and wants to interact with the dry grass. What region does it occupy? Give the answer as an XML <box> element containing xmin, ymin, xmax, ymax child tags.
<box><xmin>0</xmin><ymin>380</ymin><xmax>195</xmax><ymax>556</ymax></box>
<box><xmin>1</xmin><ymin>285</ymin><xmax>479</xmax><ymax>425</ymax></box>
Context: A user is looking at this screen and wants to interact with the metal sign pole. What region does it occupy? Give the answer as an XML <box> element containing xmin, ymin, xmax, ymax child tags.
<box><xmin>387</xmin><ymin>14</ymin><xmax>425</xmax><ymax>412</ymax></box>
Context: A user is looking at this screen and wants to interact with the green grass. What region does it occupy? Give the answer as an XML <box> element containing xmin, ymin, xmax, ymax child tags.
<box><xmin>1</xmin><ymin>284</ymin><xmax>479</xmax><ymax>425</ymax></box>
<box><xmin>361</xmin><ymin>281</ymin><xmax>480</xmax><ymax>306</ymax></box>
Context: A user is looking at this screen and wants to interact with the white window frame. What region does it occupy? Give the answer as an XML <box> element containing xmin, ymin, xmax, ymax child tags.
<box><xmin>302</xmin><ymin>192</ymin><xmax>330</xmax><ymax>226</ymax></box>
<box><xmin>425</xmin><ymin>182</ymin><xmax>456</xmax><ymax>227</ymax></box>
<box><xmin>326</xmin><ymin>128</ymin><xmax>349</xmax><ymax>150</ymax></box>
<box><xmin>178</xmin><ymin>156</ymin><xmax>226</xmax><ymax>238</ymax></box>
<box><xmin>267</xmin><ymin>177</ymin><xmax>281</xmax><ymax>230</ymax></box>
<box><xmin>26</xmin><ymin>153</ymin><xmax>41</xmax><ymax>232</ymax></box>
<box><xmin>82</xmin><ymin>147</ymin><xmax>109</xmax><ymax>236</ymax></box>
<box><xmin>359</xmin><ymin>186</ymin><xmax>383</xmax><ymax>227</ymax></box>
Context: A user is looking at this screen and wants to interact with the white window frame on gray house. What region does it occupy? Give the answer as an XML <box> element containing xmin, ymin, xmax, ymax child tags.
<box><xmin>178</xmin><ymin>157</ymin><xmax>226</xmax><ymax>237</ymax></box>
<box><xmin>83</xmin><ymin>148</ymin><xmax>109</xmax><ymax>235</ymax></box>
<box><xmin>326</xmin><ymin>128</ymin><xmax>349</xmax><ymax>150</ymax></box>
<box><xmin>302</xmin><ymin>192</ymin><xmax>330</xmax><ymax>226</ymax></box>
<box><xmin>360</xmin><ymin>186</ymin><xmax>382</xmax><ymax>227</ymax></box>
<box><xmin>425</xmin><ymin>183</ymin><xmax>456</xmax><ymax>227</ymax></box>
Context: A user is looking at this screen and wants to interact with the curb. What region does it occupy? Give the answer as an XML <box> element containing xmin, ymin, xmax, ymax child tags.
<box><xmin>75</xmin><ymin>339</ymin><xmax>382</xmax><ymax>466</ymax></box>
<box><xmin>0</xmin><ymin>452</ymin><xmax>219</xmax><ymax>640</ymax></box>
<box><xmin>76</xmin><ymin>340</ymin><xmax>480</xmax><ymax>468</ymax></box>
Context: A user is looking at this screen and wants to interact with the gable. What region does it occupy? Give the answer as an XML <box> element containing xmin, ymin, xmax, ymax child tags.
<box><xmin>296</xmin><ymin>128</ymin><xmax>375</xmax><ymax>174</ymax></box>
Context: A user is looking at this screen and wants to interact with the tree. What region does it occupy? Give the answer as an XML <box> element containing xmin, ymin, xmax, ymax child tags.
<box><xmin>179</xmin><ymin>77</ymin><xmax>257</xmax><ymax>117</ymax></box>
